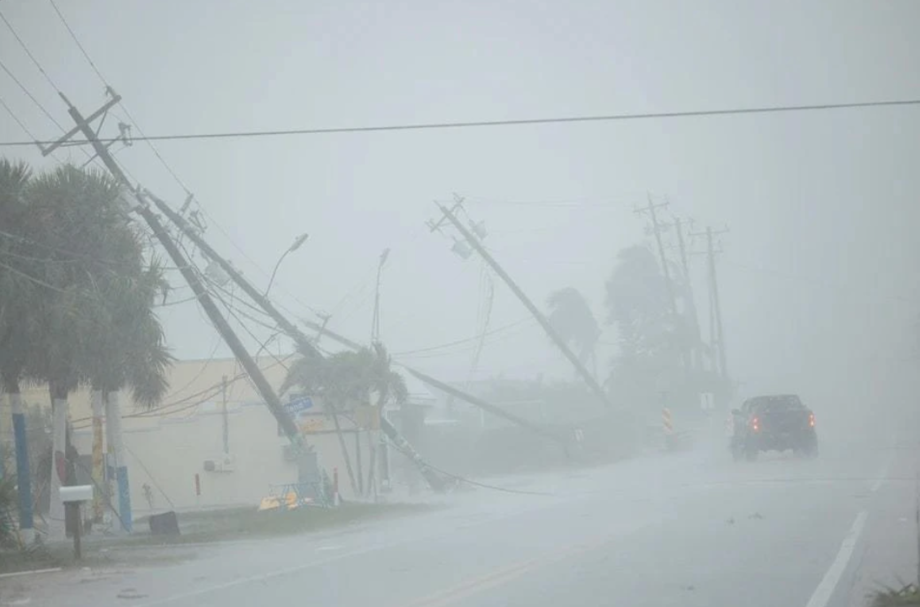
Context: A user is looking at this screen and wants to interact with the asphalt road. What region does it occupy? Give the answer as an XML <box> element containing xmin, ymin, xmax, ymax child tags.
<box><xmin>10</xmin><ymin>423</ymin><xmax>919</xmax><ymax>607</ymax></box>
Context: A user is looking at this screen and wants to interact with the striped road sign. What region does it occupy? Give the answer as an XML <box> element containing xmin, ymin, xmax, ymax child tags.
<box><xmin>662</xmin><ymin>408</ymin><xmax>674</xmax><ymax>435</ymax></box>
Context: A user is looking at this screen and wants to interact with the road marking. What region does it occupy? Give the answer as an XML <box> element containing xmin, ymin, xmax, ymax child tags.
<box><xmin>135</xmin><ymin>543</ymin><xmax>387</xmax><ymax>606</ymax></box>
<box><xmin>135</xmin><ymin>498</ymin><xmax>577</xmax><ymax>606</ymax></box>
<box><xmin>804</xmin><ymin>511</ymin><xmax>867</xmax><ymax>607</ymax></box>
<box><xmin>402</xmin><ymin>535</ymin><xmax>612</xmax><ymax>607</ymax></box>
<box><xmin>0</xmin><ymin>567</ymin><xmax>62</xmax><ymax>579</ymax></box>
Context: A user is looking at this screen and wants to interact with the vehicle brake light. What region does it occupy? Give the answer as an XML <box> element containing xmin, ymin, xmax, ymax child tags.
<box><xmin>809</xmin><ymin>413</ymin><xmax>815</xmax><ymax>427</ymax></box>
<box><xmin>751</xmin><ymin>416</ymin><xmax>760</xmax><ymax>432</ymax></box>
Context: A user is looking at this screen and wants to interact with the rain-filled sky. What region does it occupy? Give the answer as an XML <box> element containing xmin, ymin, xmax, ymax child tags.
<box><xmin>2</xmin><ymin>0</ymin><xmax>918</xmax><ymax>414</ymax></box>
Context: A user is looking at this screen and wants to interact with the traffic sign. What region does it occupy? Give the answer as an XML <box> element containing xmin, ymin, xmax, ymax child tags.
<box><xmin>285</xmin><ymin>396</ymin><xmax>314</xmax><ymax>414</ymax></box>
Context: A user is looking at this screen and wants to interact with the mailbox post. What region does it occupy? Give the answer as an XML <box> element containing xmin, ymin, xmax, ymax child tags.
<box><xmin>60</xmin><ymin>485</ymin><xmax>93</xmax><ymax>559</ymax></box>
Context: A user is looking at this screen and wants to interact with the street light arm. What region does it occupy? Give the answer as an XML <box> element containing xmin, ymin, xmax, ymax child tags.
<box><xmin>264</xmin><ymin>233</ymin><xmax>309</xmax><ymax>297</ymax></box>
<box><xmin>264</xmin><ymin>250</ymin><xmax>290</xmax><ymax>298</ymax></box>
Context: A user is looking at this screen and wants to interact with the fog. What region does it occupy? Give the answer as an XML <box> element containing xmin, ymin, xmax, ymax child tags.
<box><xmin>2</xmin><ymin>1</ymin><xmax>919</xmax><ymax>605</ymax></box>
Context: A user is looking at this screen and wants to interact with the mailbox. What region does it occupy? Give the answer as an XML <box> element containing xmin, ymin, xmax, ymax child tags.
<box><xmin>60</xmin><ymin>485</ymin><xmax>93</xmax><ymax>503</ymax></box>
<box><xmin>60</xmin><ymin>484</ymin><xmax>93</xmax><ymax>560</ymax></box>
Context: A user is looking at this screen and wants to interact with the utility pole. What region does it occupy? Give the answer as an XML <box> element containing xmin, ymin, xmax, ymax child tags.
<box><xmin>634</xmin><ymin>195</ymin><xmax>679</xmax><ymax>319</ymax></box>
<box><xmin>690</xmin><ymin>226</ymin><xmax>730</xmax><ymax>380</ymax></box>
<box><xmin>147</xmin><ymin>191</ymin><xmax>449</xmax><ymax>491</ymax></box>
<box><xmin>706</xmin><ymin>226</ymin><xmax>728</xmax><ymax>380</ymax></box>
<box><xmin>673</xmin><ymin>217</ymin><xmax>702</xmax><ymax>371</ymax></box>
<box><xmin>431</xmin><ymin>202</ymin><xmax>613</xmax><ymax>412</ymax></box>
<box><xmin>298</xmin><ymin>318</ymin><xmax>570</xmax><ymax>448</ymax></box>
<box><xmin>51</xmin><ymin>94</ymin><xmax>315</xmax><ymax>485</ymax></box>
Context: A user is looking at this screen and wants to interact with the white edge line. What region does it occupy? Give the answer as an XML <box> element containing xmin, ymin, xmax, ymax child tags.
<box><xmin>0</xmin><ymin>566</ymin><xmax>62</xmax><ymax>579</ymax></box>
<box><xmin>804</xmin><ymin>511</ymin><xmax>868</xmax><ymax>607</ymax></box>
<box><xmin>136</xmin><ymin>543</ymin><xmax>384</xmax><ymax>607</ymax></box>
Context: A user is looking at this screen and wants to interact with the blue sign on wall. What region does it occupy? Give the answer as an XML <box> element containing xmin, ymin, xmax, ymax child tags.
<box><xmin>285</xmin><ymin>396</ymin><xmax>314</xmax><ymax>414</ymax></box>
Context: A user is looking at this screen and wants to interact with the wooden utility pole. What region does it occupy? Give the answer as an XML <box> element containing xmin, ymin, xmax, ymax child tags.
<box><xmin>690</xmin><ymin>226</ymin><xmax>730</xmax><ymax>379</ymax></box>
<box><xmin>434</xmin><ymin>203</ymin><xmax>613</xmax><ymax>411</ymax></box>
<box><xmin>674</xmin><ymin>217</ymin><xmax>702</xmax><ymax>371</ymax></box>
<box><xmin>148</xmin><ymin>192</ymin><xmax>449</xmax><ymax>491</ymax></box>
<box><xmin>706</xmin><ymin>226</ymin><xmax>728</xmax><ymax>379</ymax></box>
<box><xmin>53</xmin><ymin>95</ymin><xmax>313</xmax><ymax>472</ymax></box>
<box><xmin>298</xmin><ymin>319</ymin><xmax>570</xmax><ymax>448</ymax></box>
<box><xmin>634</xmin><ymin>195</ymin><xmax>679</xmax><ymax>319</ymax></box>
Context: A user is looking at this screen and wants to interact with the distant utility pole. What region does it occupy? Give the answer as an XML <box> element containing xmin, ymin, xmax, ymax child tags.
<box><xmin>49</xmin><ymin>94</ymin><xmax>313</xmax><ymax>476</ymax></box>
<box><xmin>430</xmin><ymin>201</ymin><xmax>613</xmax><ymax>412</ymax></box>
<box><xmin>298</xmin><ymin>318</ymin><xmax>570</xmax><ymax>448</ymax></box>
<box><xmin>690</xmin><ymin>225</ymin><xmax>730</xmax><ymax>380</ymax></box>
<box><xmin>147</xmin><ymin>189</ymin><xmax>449</xmax><ymax>491</ymax></box>
<box><xmin>673</xmin><ymin>217</ymin><xmax>702</xmax><ymax>371</ymax></box>
<box><xmin>634</xmin><ymin>195</ymin><xmax>679</xmax><ymax>320</ymax></box>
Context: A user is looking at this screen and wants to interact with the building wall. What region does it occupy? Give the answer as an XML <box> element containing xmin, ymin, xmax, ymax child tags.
<box><xmin>8</xmin><ymin>356</ymin><xmax>378</xmax><ymax>514</ymax></box>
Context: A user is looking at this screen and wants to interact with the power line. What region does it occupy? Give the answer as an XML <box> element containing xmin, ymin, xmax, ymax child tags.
<box><xmin>0</xmin><ymin>8</ymin><xmax>62</xmax><ymax>94</ymax></box>
<box><xmin>47</xmin><ymin>0</ymin><xmax>105</xmax><ymax>87</ymax></box>
<box><xmin>0</xmin><ymin>58</ymin><xmax>65</xmax><ymax>132</ymax></box>
<box><xmin>0</xmin><ymin>94</ymin><xmax>39</xmax><ymax>141</ymax></box>
<box><xmin>2</xmin><ymin>98</ymin><xmax>918</xmax><ymax>148</ymax></box>
<box><xmin>0</xmin><ymin>229</ymin><xmax>191</xmax><ymax>273</ymax></box>
<box><xmin>71</xmin><ymin>353</ymin><xmax>295</xmax><ymax>428</ymax></box>
<box><xmin>47</xmin><ymin>0</ymin><xmax>195</xmax><ymax>196</ymax></box>
<box><xmin>392</xmin><ymin>317</ymin><xmax>534</xmax><ymax>357</ymax></box>
<box><xmin>0</xmin><ymin>257</ymin><xmax>74</xmax><ymax>294</ymax></box>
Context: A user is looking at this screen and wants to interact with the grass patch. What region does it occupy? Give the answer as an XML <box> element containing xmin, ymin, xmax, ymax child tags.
<box><xmin>125</xmin><ymin>502</ymin><xmax>438</xmax><ymax>546</ymax></box>
<box><xmin>869</xmin><ymin>584</ymin><xmax>920</xmax><ymax>606</ymax></box>
<box><xmin>0</xmin><ymin>502</ymin><xmax>436</xmax><ymax>572</ymax></box>
<box><xmin>0</xmin><ymin>541</ymin><xmax>190</xmax><ymax>574</ymax></box>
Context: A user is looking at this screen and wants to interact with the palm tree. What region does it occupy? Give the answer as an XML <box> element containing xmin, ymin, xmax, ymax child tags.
<box><xmin>546</xmin><ymin>287</ymin><xmax>600</xmax><ymax>372</ymax></box>
<box><xmin>81</xmin><ymin>242</ymin><xmax>172</xmax><ymax>530</ymax></box>
<box><xmin>20</xmin><ymin>164</ymin><xmax>170</xmax><ymax>537</ymax></box>
<box><xmin>281</xmin><ymin>342</ymin><xmax>407</xmax><ymax>497</ymax></box>
<box><xmin>364</xmin><ymin>343</ymin><xmax>407</xmax><ymax>495</ymax></box>
<box><xmin>0</xmin><ymin>159</ymin><xmax>39</xmax><ymax>539</ymax></box>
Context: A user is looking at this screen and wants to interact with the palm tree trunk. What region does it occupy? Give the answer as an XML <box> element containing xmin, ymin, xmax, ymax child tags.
<box><xmin>364</xmin><ymin>404</ymin><xmax>384</xmax><ymax>499</ymax></box>
<box><xmin>365</xmin><ymin>430</ymin><xmax>377</xmax><ymax>499</ymax></box>
<box><xmin>354</xmin><ymin>428</ymin><xmax>363</xmax><ymax>496</ymax></box>
<box><xmin>330</xmin><ymin>411</ymin><xmax>358</xmax><ymax>497</ymax></box>
<box><xmin>48</xmin><ymin>386</ymin><xmax>68</xmax><ymax>541</ymax></box>
<box><xmin>7</xmin><ymin>386</ymin><xmax>34</xmax><ymax>543</ymax></box>
<box><xmin>105</xmin><ymin>391</ymin><xmax>132</xmax><ymax>533</ymax></box>
<box><xmin>90</xmin><ymin>390</ymin><xmax>105</xmax><ymax>524</ymax></box>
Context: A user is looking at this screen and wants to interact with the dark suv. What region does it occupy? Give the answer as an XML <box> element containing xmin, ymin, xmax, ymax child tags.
<box><xmin>730</xmin><ymin>395</ymin><xmax>818</xmax><ymax>461</ymax></box>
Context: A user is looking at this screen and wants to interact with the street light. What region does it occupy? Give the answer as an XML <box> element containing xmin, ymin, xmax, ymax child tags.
<box><xmin>371</xmin><ymin>248</ymin><xmax>391</xmax><ymax>343</ymax></box>
<box><xmin>264</xmin><ymin>233</ymin><xmax>309</xmax><ymax>297</ymax></box>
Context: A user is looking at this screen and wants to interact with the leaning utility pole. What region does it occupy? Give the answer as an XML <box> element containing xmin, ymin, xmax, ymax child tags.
<box><xmin>433</xmin><ymin>203</ymin><xmax>613</xmax><ymax>411</ymax></box>
<box><xmin>149</xmin><ymin>193</ymin><xmax>448</xmax><ymax>491</ymax></box>
<box><xmin>690</xmin><ymin>226</ymin><xmax>730</xmax><ymax>379</ymax></box>
<box><xmin>298</xmin><ymin>319</ymin><xmax>570</xmax><ymax>448</ymax></box>
<box><xmin>673</xmin><ymin>217</ymin><xmax>702</xmax><ymax>371</ymax></box>
<box><xmin>51</xmin><ymin>94</ymin><xmax>314</xmax><ymax>478</ymax></box>
<box><xmin>634</xmin><ymin>195</ymin><xmax>680</xmax><ymax>320</ymax></box>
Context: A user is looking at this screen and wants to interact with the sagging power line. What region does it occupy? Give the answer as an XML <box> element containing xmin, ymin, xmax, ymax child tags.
<box><xmin>2</xmin><ymin>98</ymin><xmax>919</xmax><ymax>148</ymax></box>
